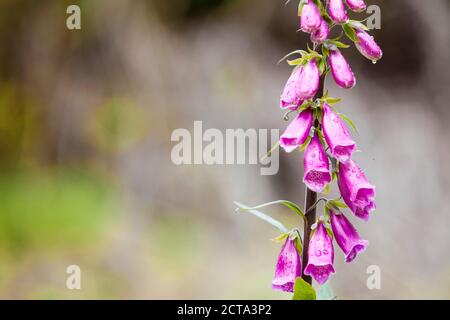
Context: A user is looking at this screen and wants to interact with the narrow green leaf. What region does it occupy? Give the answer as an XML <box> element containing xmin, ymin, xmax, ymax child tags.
<box><xmin>235</xmin><ymin>200</ymin><xmax>305</xmax><ymax>219</ymax></box>
<box><xmin>322</xmin><ymin>183</ymin><xmax>331</xmax><ymax>195</ymax></box>
<box><xmin>278</xmin><ymin>50</ymin><xmax>307</xmax><ymax>64</ymax></box>
<box><xmin>260</xmin><ymin>141</ymin><xmax>280</xmax><ymax>162</ymax></box>
<box><xmin>234</xmin><ymin>202</ymin><xmax>288</xmax><ymax>234</ymax></box>
<box><xmin>323</xmin><ymin>97</ymin><xmax>342</xmax><ymax>105</ymax></box>
<box><xmin>348</xmin><ymin>20</ymin><xmax>369</xmax><ymax>31</ymax></box>
<box><xmin>292</xmin><ymin>278</ymin><xmax>316</xmax><ymax>300</ymax></box>
<box><xmin>299</xmin><ymin>135</ymin><xmax>312</xmax><ymax>152</ymax></box>
<box><xmin>298</xmin><ymin>1</ymin><xmax>305</xmax><ymax>16</ymax></box>
<box><xmin>271</xmin><ymin>233</ymin><xmax>289</xmax><ymax>243</ymax></box>
<box><xmin>338</xmin><ymin>112</ymin><xmax>358</xmax><ymax>133</ymax></box>
<box><xmin>287</xmin><ymin>57</ymin><xmax>304</xmax><ymax>66</ymax></box>
<box><xmin>343</xmin><ymin>23</ymin><xmax>358</xmax><ymax>42</ymax></box>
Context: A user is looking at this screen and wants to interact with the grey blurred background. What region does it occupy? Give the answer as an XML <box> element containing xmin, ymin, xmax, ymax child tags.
<box><xmin>0</xmin><ymin>0</ymin><xmax>449</xmax><ymax>299</ymax></box>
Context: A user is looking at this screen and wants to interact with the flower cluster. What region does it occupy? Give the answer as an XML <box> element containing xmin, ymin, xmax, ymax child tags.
<box><xmin>237</xmin><ymin>0</ymin><xmax>381</xmax><ymax>298</ymax></box>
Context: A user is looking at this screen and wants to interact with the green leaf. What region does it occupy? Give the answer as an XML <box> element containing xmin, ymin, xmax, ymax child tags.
<box><xmin>343</xmin><ymin>23</ymin><xmax>358</xmax><ymax>42</ymax></box>
<box><xmin>326</xmin><ymin>199</ymin><xmax>348</xmax><ymax>210</ymax></box>
<box><xmin>322</xmin><ymin>183</ymin><xmax>331</xmax><ymax>195</ymax></box>
<box><xmin>292</xmin><ymin>278</ymin><xmax>316</xmax><ymax>300</ymax></box>
<box><xmin>348</xmin><ymin>20</ymin><xmax>369</xmax><ymax>31</ymax></box>
<box><xmin>333</xmin><ymin>41</ymin><xmax>350</xmax><ymax>49</ymax></box>
<box><xmin>298</xmin><ymin>0</ymin><xmax>306</xmax><ymax>17</ymax></box>
<box><xmin>278</xmin><ymin>50</ymin><xmax>307</xmax><ymax>64</ymax></box>
<box><xmin>323</xmin><ymin>97</ymin><xmax>342</xmax><ymax>105</ymax></box>
<box><xmin>299</xmin><ymin>135</ymin><xmax>312</xmax><ymax>152</ymax></box>
<box><xmin>234</xmin><ymin>202</ymin><xmax>288</xmax><ymax>234</ymax></box>
<box><xmin>338</xmin><ymin>112</ymin><xmax>358</xmax><ymax>133</ymax></box>
<box><xmin>317</xmin><ymin>282</ymin><xmax>337</xmax><ymax>300</ymax></box>
<box><xmin>271</xmin><ymin>233</ymin><xmax>289</xmax><ymax>243</ymax></box>
<box><xmin>260</xmin><ymin>141</ymin><xmax>280</xmax><ymax>162</ymax></box>
<box><xmin>287</xmin><ymin>57</ymin><xmax>305</xmax><ymax>66</ymax></box>
<box><xmin>318</xmin><ymin>57</ymin><xmax>326</xmax><ymax>74</ymax></box>
<box><xmin>235</xmin><ymin>200</ymin><xmax>305</xmax><ymax>220</ymax></box>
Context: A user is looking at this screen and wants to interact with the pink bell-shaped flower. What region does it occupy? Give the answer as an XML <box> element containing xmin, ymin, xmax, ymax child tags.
<box><xmin>300</xmin><ymin>1</ymin><xmax>322</xmax><ymax>33</ymax></box>
<box><xmin>322</xmin><ymin>103</ymin><xmax>356</xmax><ymax>163</ymax></box>
<box><xmin>272</xmin><ymin>237</ymin><xmax>302</xmax><ymax>292</ymax></box>
<box><xmin>304</xmin><ymin>222</ymin><xmax>335</xmax><ymax>284</ymax></box>
<box><xmin>303</xmin><ymin>134</ymin><xmax>331</xmax><ymax>193</ymax></box>
<box><xmin>329</xmin><ymin>48</ymin><xmax>356</xmax><ymax>89</ymax></box>
<box><xmin>338</xmin><ymin>159</ymin><xmax>376</xmax><ymax>221</ymax></box>
<box><xmin>329</xmin><ymin>0</ymin><xmax>348</xmax><ymax>24</ymax></box>
<box><xmin>280</xmin><ymin>109</ymin><xmax>314</xmax><ymax>153</ymax></box>
<box><xmin>330</xmin><ymin>210</ymin><xmax>368</xmax><ymax>262</ymax></box>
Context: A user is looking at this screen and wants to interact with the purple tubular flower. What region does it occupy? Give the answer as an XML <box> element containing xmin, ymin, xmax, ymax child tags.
<box><xmin>300</xmin><ymin>1</ymin><xmax>322</xmax><ymax>33</ymax></box>
<box><xmin>329</xmin><ymin>0</ymin><xmax>348</xmax><ymax>24</ymax></box>
<box><xmin>296</xmin><ymin>58</ymin><xmax>320</xmax><ymax>100</ymax></box>
<box><xmin>280</xmin><ymin>66</ymin><xmax>303</xmax><ymax>110</ymax></box>
<box><xmin>338</xmin><ymin>159</ymin><xmax>376</xmax><ymax>221</ymax></box>
<box><xmin>355</xmin><ymin>29</ymin><xmax>383</xmax><ymax>62</ymax></box>
<box><xmin>272</xmin><ymin>237</ymin><xmax>302</xmax><ymax>292</ymax></box>
<box><xmin>322</xmin><ymin>103</ymin><xmax>356</xmax><ymax>163</ymax></box>
<box><xmin>280</xmin><ymin>109</ymin><xmax>313</xmax><ymax>153</ymax></box>
<box><xmin>303</xmin><ymin>135</ymin><xmax>331</xmax><ymax>193</ymax></box>
<box><xmin>329</xmin><ymin>48</ymin><xmax>356</xmax><ymax>89</ymax></box>
<box><xmin>304</xmin><ymin>222</ymin><xmax>335</xmax><ymax>285</ymax></box>
<box><xmin>345</xmin><ymin>0</ymin><xmax>367</xmax><ymax>12</ymax></box>
<box><xmin>311</xmin><ymin>18</ymin><xmax>330</xmax><ymax>44</ymax></box>
<box><xmin>330</xmin><ymin>210</ymin><xmax>368</xmax><ymax>262</ymax></box>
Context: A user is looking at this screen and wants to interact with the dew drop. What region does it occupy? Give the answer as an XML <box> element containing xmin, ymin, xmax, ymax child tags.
<box><xmin>372</xmin><ymin>60</ymin><xmax>377</xmax><ymax>65</ymax></box>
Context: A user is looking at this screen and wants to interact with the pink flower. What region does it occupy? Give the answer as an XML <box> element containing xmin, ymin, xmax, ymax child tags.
<box><xmin>272</xmin><ymin>237</ymin><xmax>302</xmax><ymax>292</ymax></box>
<box><xmin>345</xmin><ymin>0</ymin><xmax>367</xmax><ymax>12</ymax></box>
<box><xmin>303</xmin><ymin>134</ymin><xmax>331</xmax><ymax>193</ymax></box>
<box><xmin>304</xmin><ymin>222</ymin><xmax>335</xmax><ymax>284</ymax></box>
<box><xmin>322</xmin><ymin>103</ymin><xmax>356</xmax><ymax>163</ymax></box>
<box><xmin>338</xmin><ymin>159</ymin><xmax>376</xmax><ymax>221</ymax></box>
<box><xmin>300</xmin><ymin>1</ymin><xmax>322</xmax><ymax>33</ymax></box>
<box><xmin>330</xmin><ymin>210</ymin><xmax>368</xmax><ymax>262</ymax></box>
<box><xmin>280</xmin><ymin>109</ymin><xmax>314</xmax><ymax>153</ymax></box>
<box><xmin>329</xmin><ymin>0</ymin><xmax>348</xmax><ymax>24</ymax></box>
<box><xmin>280</xmin><ymin>66</ymin><xmax>303</xmax><ymax>110</ymax></box>
<box><xmin>355</xmin><ymin>29</ymin><xmax>383</xmax><ymax>62</ymax></box>
<box><xmin>311</xmin><ymin>18</ymin><xmax>330</xmax><ymax>44</ymax></box>
<box><xmin>329</xmin><ymin>48</ymin><xmax>356</xmax><ymax>89</ymax></box>
<box><xmin>296</xmin><ymin>58</ymin><xmax>320</xmax><ymax>101</ymax></box>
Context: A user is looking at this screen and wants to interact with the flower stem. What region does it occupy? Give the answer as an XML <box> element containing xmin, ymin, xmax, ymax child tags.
<box><xmin>301</xmin><ymin>74</ymin><xmax>326</xmax><ymax>285</ymax></box>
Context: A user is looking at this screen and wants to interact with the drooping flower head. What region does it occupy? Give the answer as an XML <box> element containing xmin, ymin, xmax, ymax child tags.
<box><xmin>322</xmin><ymin>103</ymin><xmax>356</xmax><ymax>163</ymax></box>
<box><xmin>345</xmin><ymin>0</ymin><xmax>367</xmax><ymax>12</ymax></box>
<box><xmin>280</xmin><ymin>66</ymin><xmax>303</xmax><ymax>110</ymax></box>
<box><xmin>311</xmin><ymin>18</ymin><xmax>330</xmax><ymax>44</ymax></box>
<box><xmin>338</xmin><ymin>159</ymin><xmax>376</xmax><ymax>221</ymax></box>
<box><xmin>272</xmin><ymin>236</ymin><xmax>302</xmax><ymax>292</ymax></box>
<box><xmin>355</xmin><ymin>29</ymin><xmax>383</xmax><ymax>62</ymax></box>
<box><xmin>304</xmin><ymin>222</ymin><xmax>335</xmax><ymax>284</ymax></box>
<box><xmin>300</xmin><ymin>1</ymin><xmax>322</xmax><ymax>33</ymax></box>
<box><xmin>296</xmin><ymin>58</ymin><xmax>320</xmax><ymax>101</ymax></box>
<box><xmin>329</xmin><ymin>0</ymin><xmax>348</xmax><ymax>24</ymax></box>
<box><xmin>330</xmin><ymin>210</ymin><xmax>368</xmax><ymax>262</ymax></box>
<box><xmin>303</xmin><ymin>134</ymin><xmax>331</xmax><ymax>193</ymax></box>
<box><xmin>329</xmin><ymin>48</ymin><xmax>356</xmax><ymax>89</ymax></box>
<box><xmin>280</xmin><ymin>109</ymin><xmax>313</xmax><ymax>153</ymax></box>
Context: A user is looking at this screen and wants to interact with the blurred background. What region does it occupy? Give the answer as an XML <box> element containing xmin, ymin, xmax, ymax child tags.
<box><xmin>0</xmin><ymin>0</ymin><xmax>449</xmax><ymax>299</ymax></box>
